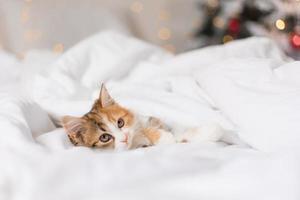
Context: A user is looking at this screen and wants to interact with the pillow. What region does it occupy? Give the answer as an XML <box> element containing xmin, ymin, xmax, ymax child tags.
<box><xmin>196</xmin><ymin>58</ymin><xmax>300</xmax><ymax>153</ymax></box>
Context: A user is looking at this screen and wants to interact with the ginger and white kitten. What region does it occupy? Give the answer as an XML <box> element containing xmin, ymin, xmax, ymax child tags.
<box><xmin>62</xmin><ymin>84</ymin><xmax>176</xmax><ymax>150</ymax></box>
<box><xmin>62</xmin><ymin>84</ymin><xmax>224</xmax><ymax>150</ymax></box>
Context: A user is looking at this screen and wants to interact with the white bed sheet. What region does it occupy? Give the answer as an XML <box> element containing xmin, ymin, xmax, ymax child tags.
<box><xmin>0</xmin><ymin>31</ymin><xmax>299</xmax><ymax>200</ymax></box>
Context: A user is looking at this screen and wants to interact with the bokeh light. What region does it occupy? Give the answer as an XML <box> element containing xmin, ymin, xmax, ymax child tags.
<box><xmin>291</xmin><ymin>33</ymin><xmax>300</xmax><ymax>48</ymax></box>
<box><xmin>158</xmin><ymin>27</ymin><xmax>172</xmax><ymax>40</ymax></box>
<box><xmin>24</xmin><ymin>29</ymin><xmax>42</xmax><ymax>42</ymax></box>
<box><xmin>53</xmin><ymin>43</ymin><xmax>64</xmax><ymax>53</ymax></box>
<box><xmin>130</xmin><ymin>1</ymin><xmax>143</xmax><ymax>14</ymax></box>
<box><xmin>213</xmin><ymin>17</ymin><xmax>225</xmax><ymax>28</ymax></box>
<box><xmin>223</xmin><ymin>35</ymin><xmax>233</xmax><ymax>43</ymax></box>
<box><xmin>159</xmin><ymin>10</ymin><xmax>171</xmax><ymax>21</ymax></box>
<box><xmin>275</xmin><ymin>19</ymin><xmax>285</xmax><ymax>30</ymax></box>
<box><xmin>162</xmin><ymin>44</ymin><xmax>176</xmax><ymax>53</ymax></box>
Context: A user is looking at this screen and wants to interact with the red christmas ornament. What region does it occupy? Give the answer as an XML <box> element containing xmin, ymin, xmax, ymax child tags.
<box><xmin>228</xmin><ymin>18</ymin><xmax>241</xmax><ymax>34</ymax></box>
<box><xmin>290</xmin><ymin>32</ymin><xmax>300</xmax><ymax>50</ymax></box>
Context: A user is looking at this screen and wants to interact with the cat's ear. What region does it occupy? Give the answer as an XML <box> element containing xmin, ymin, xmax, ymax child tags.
<box><xmin>62</xmin><ymin>116</ymin><xmax>86</xmax><ymax>145</ymax></box>
<box><xmin>99</xmin><ymin>84</ymin><xmax>115</xmax><ymax>108</ymax></box>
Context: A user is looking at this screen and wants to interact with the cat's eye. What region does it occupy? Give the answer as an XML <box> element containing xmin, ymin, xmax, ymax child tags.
<box><xmin>117</xmin><ymin>118</ymin><xmax>124</xmax><ymax>128</ymax></box>
<box><xmin>92</xmin><ymin>120</ymin><xmax>98</xmax><ymax>126</ymax></box>
<box><xmin>99</xmin><ymin>133</ymin><xmax>113</xmax><ymax>143</ymax></box>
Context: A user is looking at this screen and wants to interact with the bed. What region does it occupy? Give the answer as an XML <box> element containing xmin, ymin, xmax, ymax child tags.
<box><xmin>0</xmin><ymin>31</ymin><xmax>299</xmax><ymax>200</ymax></box>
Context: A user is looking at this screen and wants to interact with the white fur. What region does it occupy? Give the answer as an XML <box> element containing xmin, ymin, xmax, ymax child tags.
<box><xmin>104</xmin><ymin>114</ymin><xmax>145</xmax><ymax>150</ymax></box>
<box><xmin>106</xmin><ymin>112</ymin><xmax>226</xmax><ymax>150</ymax></box>
<box><xmin>155</xmin><ymin>130</ymin><xmax>176</xmax><ymax>145</ymax></box>
<box><xmin>176</xmin><ymin>123</ymin><xmax>225</xmax><ymax>143</ymax></box>
<box><xmin>102</xmin><ymin>117</ymin><xmax>127</xmax><ymax>150</ymax></box>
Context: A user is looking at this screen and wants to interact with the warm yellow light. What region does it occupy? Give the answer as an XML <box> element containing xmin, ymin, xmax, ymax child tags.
<box><xmin>162</xmin><ymin>44</ymin><xmax>176</xmax><ymax>53</ymax></box>
<box><xmin>21</xmin><ymin>13</ymin><xmax>29</xmax><ymax>23</ymax></box>
<box><xmin>223</xmin><ymin>35</ymin><xmax>233</xmax><ymax>43</ymax></box>
<box><xmin>20</xmin><ymin>8</ymin><xmax>30</xmax><ymax>23</ymax></box>
<box><xmin>275</xmin><ymin>19</ymin><xmax>285</xmax><ymax>30</ymax></box>
<box><xmin>159</xmin><ymin>10</ymin><xmax>170</xmax><ymax>21</ymax></box>
<box><xmin>158</xmin><ymin>28</ymin><xmax>171</xmax><ymax>40</ymax></box>
<box><xmin>130</xmin><ymin>1</ymin><xmax>143</xmax><ymax>13</ymax></box>
<box><xmin>213</xmin><ymin>16</ymin><xmax>225</xmax><ymax>28</ymax></box>
<box><xmin>53</xmin><ymin>43</ymin><xmax>64</xmax><ymax>53</ymax></box>
<box><xmin>207</xmin><ymin>0</ymin><xmax>219</xmax><ymax>8</ymax></box>
<box><xmin>24</xmin><ymin>29</ymin><xmax>42</xmax><ymax>42</ymax></box>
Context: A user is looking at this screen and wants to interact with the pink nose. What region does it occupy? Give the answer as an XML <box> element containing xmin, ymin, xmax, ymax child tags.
<box><xmin>121</xmin><ymin>133</ymin><xmax>128</xmax><ymax>144</ymax></box>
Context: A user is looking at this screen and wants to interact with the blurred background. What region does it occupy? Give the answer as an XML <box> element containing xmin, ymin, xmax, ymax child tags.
<box><xmin>0</xmin><ymin>0</ymin><xmax>299</xmax><ymax>59</ymax></box>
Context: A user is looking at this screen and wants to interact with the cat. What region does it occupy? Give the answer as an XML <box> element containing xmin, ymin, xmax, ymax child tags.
<box><xmin>62</xmin><ymin>84</ymin><xmax>225</xmax><ymax>150</ymax></box>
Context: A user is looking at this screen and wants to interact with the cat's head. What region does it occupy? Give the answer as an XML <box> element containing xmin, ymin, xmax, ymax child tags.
<box><xmin>62</xmin><ymin>84</ymin><xmax>151</xmax><ymax>150</ymax></box>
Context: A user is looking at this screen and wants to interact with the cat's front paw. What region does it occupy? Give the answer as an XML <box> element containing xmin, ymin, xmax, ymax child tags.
<box><xmin>177</xmin><ymin>123</ymin><xmax>225</xmax><ymax>143</ymax></box>
<box><xmin>155</xmin><ymin>130</ymin><xmax>176</xmax><ymax>145</ymax></box>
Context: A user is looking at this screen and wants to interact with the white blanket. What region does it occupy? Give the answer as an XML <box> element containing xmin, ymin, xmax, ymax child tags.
<box><xmin>0</xmin><ymin>31</ymin><xmax>299</xmax><ymax>200</ymax></box>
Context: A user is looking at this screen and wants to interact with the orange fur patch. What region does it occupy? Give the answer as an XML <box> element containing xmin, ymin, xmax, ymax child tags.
<box><xmin>144</xmin><ymin>128</ymin><xmax>161</xmax><ymax>144</ymax></box>
<box><xmin>92</xmin><ymin>102</ymin><xmax>134</xmax><ymax>128</ymax></box>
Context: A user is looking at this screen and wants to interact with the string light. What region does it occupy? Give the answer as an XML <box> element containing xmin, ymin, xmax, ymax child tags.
<box><xmin>20</xmin><ymin>14</ymin><xmax>29</xmax><ymax>23</ymax></box>
<box><xmin>162</xmin><ymin>44</ymin><xmax>176</xmax><ymax>53</ymax></box>
<box><xmin>223</xmin><ymin>35</ymin><xmax>233</xmax><ymax>43</ymax></box>
<box><xmin>213</xmin><ymin>16</ymin><xmax>225</xmax><ymax>28</ymax></box>
<box><xmin>207</xmin><ymin>0</ymin><xmax>219</xmax><ymax>8</ymax></box>
<box><xmin>24</xmin><ymin>29</ymin><xmax>42</xmax><ymax>42</ymax></box>
<box><xmin>275</xmin><ymin>19</ymin><xmax>286</xmax><ymax>30</ymax></box>
<box><xmin>20</xmin><ymin>8</ymin><xmax>30</xmax><ymax>23</ymax></box>
<box><xmin>159</xmin><ymin>10</ymin><xmax>170</xmax><ymax>21</ymax></box>
<box><xmin>53</xmin><ymin>43</ymin><xmax>64</xmax><ymax>53</ymax></box>
<box><xmin>158</xmin><ymin>27</ymin><xmax>172</xmax><ymax>40</ymax></box>
<box><xmin>130</xmin><ymin>1</ymin><xmax>143</xmax><ymax>13</ymax></box>
<box><xmin>291</xmin><ymin>33</ymin><xmax>300</xmax><ymax>48</ymax></box>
